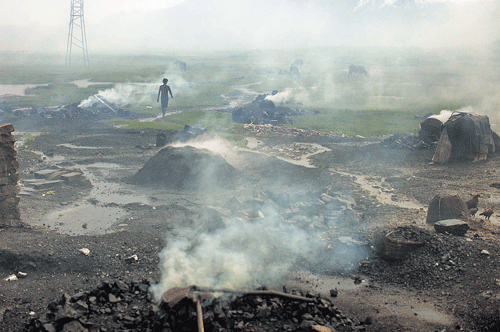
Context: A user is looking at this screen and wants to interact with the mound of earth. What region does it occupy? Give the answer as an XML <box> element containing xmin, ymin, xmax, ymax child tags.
<box><xmin>131</xmin><ymin>146</ymin><xmax>237</xmax><ymax>190</ymax></box>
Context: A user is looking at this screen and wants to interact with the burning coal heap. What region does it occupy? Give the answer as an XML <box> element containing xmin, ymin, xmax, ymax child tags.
<box><xmin>131</xmin><ymin>146</ymin><xmax>237</xmax><ymax>190</ymax></box>
<box><xmin>3</xmin><ymin>94</ymin><xmax>132</xmax><ymax>121</ymax></box>
<box><xmin>232</xmin><ymin>91</ymin><xmax>308</xmax><ymax>126</ymax></box>
<box><xmin>23</xmin><ymin>279</ymin><xmax>370</xmax><ymax>332</ymax></box>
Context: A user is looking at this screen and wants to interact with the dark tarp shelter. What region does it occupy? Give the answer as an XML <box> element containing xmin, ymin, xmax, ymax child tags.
<box><xmin>430</xmin><ymin>112</ymin><xmax>499</xmax><ymax>163</ymax></box>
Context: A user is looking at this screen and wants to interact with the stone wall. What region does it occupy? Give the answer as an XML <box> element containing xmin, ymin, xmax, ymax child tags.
<box><xmin>0</xmin><ymin>123</ymin><xmax>21</xmax><ymax>226</ymax></box>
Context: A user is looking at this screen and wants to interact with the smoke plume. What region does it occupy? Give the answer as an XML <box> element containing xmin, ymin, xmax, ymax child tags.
<box><xmin>150</xmin><ymin>208</ymin><xmax>320</xmax><ymax>302</ymax></box>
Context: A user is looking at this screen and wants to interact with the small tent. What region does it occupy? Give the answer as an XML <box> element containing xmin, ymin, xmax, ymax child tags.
<box><xmin>429</xmin><ymin>112</ymin><xmax>498</xmax><ymax>163</ymax></box>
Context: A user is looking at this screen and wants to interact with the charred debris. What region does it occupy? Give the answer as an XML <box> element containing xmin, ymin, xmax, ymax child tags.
<box><xmin>0</xmin><ymin>95</ymin><xmax>133</xmax><ymax>121</ymax></box>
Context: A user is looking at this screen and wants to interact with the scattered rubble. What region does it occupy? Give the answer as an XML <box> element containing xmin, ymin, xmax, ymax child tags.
<box><xmin>380</xmin><ymin>132</ymin><xmax>434</xmax><ymax>150</ymax></box>
<box><xmin>252</xmin><ymin>142</ymin><xmax>333</xmax><ymax>165</ymax></box>
<box><xmin>244</xmin><ymin>123</ymin><xmax>331</xmax><ymax>137</ymax></box>
<box><xmin>22</xmin><ymin>166</ymin><xmax>91</xmax><ymax>191</ymax></box>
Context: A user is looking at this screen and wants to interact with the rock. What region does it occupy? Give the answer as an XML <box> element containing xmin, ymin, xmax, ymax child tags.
<box><xmin>55</xmin><ymin>304</ymin><xmax>81</xmax><ymax>322</ymax></box>
<box><xmin>61</xmin><ymin>320</ymin><xmax>88</xmax><ymax>332</ymax></box>
<box><xmin>426</xmin><ymin>194</ymin><xmax>469</xmax><ymax>224</ymax></box>
<box><xmin>114</xmin><ymin>280</ymin><xmax>129</xmax><ymax>293</ymax></box>
<box><xmin>312</xmin><ymin>325</ymin><xmax>334</xmax><ymax>332</ymax></box>
<box><xmin>434</xmin><ymin>219</ymin><xmax>470</xmax><ymax>236</ymax></box>
<box><xmin>302</xmin><ymin>313</ymin><xmax>314</xmax><ymax>320</ymax></box>
<box><xmin>43</xmin><ymin>323</ymin><xmax>57</xmax><ymax>332</ymax></box>
<box><xmin>320</xmin><ymin>193</ymin><xmax>333</xmax><ymax>203</ymax></box>
<box><xmin>60</xmin><ymin>172</ymin><xmax>84</xmax><ymax>183</ymax></box>
<box><xmin>198</xmin><ymin>206</ymin><xmax>232</xmax><ymax>233</ymax></box>
<box><xmin>300</xmin><ymin>320</ymin><xmax>315</xmax><ymax>329</ymax></box>
<box><xmin>222</xmin><ymin>197</ymin><xmax>243</xmax><ymax>213</ymax></box>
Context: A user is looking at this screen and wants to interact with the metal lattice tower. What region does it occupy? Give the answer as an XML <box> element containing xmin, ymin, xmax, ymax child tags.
<box><xmin>66</xmin><ymin>0</ymin><xmax>89</xmax><ymax>66</ymax></box>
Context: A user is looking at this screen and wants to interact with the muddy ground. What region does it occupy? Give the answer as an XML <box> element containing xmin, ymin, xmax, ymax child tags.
<box><xmin>2</xmin><ymin>115</ymin><xmax>500</xmax><ymax>331</ymax></box>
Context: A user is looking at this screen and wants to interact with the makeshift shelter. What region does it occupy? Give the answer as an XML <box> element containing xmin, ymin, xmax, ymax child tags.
<box><xmin>418</xmin><ymin>111</ymin><xmax>453</xmax><ymax>144</ymax></box>
<box><xmin>429</xmin><ymin>112</ymin><xmax>498</xmax><ymax>163</ymax></box>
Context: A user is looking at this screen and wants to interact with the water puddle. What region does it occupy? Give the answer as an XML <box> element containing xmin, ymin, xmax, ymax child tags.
<box><xmin>41</xmin><ymin>205</ymin><xmax>126</xmax><ymax>236</ymax></box>
<box><xmin>57</xmin><ymin>143</ymin><xmax>114</xmax><ymax>149</ymax></box>
<box><xmin>332</xmin><ymin>170</ymin><xmax>425</xmax><ymax>210</ymax></box>
<box><xmin>80</xmin><ymin>162</ymin><xmax>151</xmax><ymax>205</ymax></box>
<box><xmin>36</xmin><ymin>161</ymin><xmax>151</xmax><ymax>235</ymax></box>
<box><xmin>0</xmin><ymin>84</ymin><xmax>49</xmax><ymax>97</ymax></box>
<box><xmin>71</xmin><ymin>79</ymin><xmax>114</xmax><ymax>88</ymax></box>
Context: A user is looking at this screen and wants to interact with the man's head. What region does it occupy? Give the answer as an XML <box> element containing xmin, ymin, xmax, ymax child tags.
<box><xmin>163</xmin><ymin>78</ymin><xmax>168</xmax><ymax>84</ymax></box>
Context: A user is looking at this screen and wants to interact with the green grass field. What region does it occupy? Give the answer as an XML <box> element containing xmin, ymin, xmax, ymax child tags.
<box><xmin>1</xmin><ymin>48</ymin><xmax>499</xmax><ymax>138</ymax></box>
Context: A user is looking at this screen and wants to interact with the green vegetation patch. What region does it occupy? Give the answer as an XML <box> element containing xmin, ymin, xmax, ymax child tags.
<box><xmin>289</xmin><ymin>109</ymin><xmax>422</xmax><ymax>137</ymax></box>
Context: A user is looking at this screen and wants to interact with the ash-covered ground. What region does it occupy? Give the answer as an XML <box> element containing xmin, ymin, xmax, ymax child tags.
<box><xmin>2</xmin><ymin>114</ymin><xmax>500</xmax><ymax>331</ymax></box>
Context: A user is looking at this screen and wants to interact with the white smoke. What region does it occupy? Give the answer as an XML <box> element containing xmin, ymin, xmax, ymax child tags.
<box><xmin>265</xmin><ymin>89</ymin><xmax>293</xmax><ymax>103</ymax></box>
<box><xmin>78</xmin><ymin>66</ymin><xmax>190</xmax><ymax>109</ymax></box>
<box><xmin>264</xmin><ymin>87</ymin><xmax>317</xmax><ymax>106</ymax></box>
<box><xmin>149</xmin><ymin>210</ymin><xmax>320</xmax><ymax>302</ymax></box>
<box><xmin>78</xmin><ymin>83</ymin><xmax>156</xmax><ymax>108</ymax></box>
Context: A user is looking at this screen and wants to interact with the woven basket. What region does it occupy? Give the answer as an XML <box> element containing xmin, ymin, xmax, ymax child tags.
<box><xmin>373</xmin><ymin>233</ymin><xmax>425</xmax><ymax>261</ymax></box>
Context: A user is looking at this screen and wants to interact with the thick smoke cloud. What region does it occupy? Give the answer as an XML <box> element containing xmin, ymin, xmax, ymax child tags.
<box><xmin>150</xmin><ymin>213</ymin><xmax>319</xmax><ymax>301</ymax></box>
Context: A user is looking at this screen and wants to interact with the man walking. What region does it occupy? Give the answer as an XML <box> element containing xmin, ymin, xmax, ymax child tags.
<box><xmin>157</xmin><ymin>78</ymin><xmax>173</xmax><ymax>117</ymax></box>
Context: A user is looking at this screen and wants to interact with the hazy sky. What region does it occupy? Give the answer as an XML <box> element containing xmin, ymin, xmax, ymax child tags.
<box><xmin>1</xmin><ymin>0</ymin><xmax>185</xmax><ymax>25</ymax></box>
<box><xmin>1</xmin><ymin>0</ymin><xmax>499</xmax><ymax>52</ymax></box>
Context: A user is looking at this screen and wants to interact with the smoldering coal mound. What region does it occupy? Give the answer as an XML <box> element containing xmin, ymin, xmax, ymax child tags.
<box><xmin>24</xmin><ymin>279</ymin><xmax>369</xmax><ymax>332</ymax></box>
<box><xmin>131</xmin><ymin>146</ymin><xmax>237</xmax><ymax>190</ymax></box>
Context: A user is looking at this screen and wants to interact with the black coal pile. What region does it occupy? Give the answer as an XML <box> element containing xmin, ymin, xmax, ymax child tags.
<box><xmin>23</xmin><ymin>279</ymin><xmax>371</xmax><ymax>332</ymax></box>
<box><xmin>4</xmin><ymin>97</ymin><xmax>132</xmax><ymax>122</ymax></box>
<box><xmin>232</xmin><ymin>91</ymin><xmax>307</xmax><ymax>126</ymax></box>
<box><xmin>232</xmin><ymin>103</ymin><xmax>294</xmax><ymax>126</ymax></box>
<box><xmin>380</xmin><ymin>132</ymin><xmax>436</xmax><ymax>150</ymax></box>
<box><xmin>131</xmin><ymin>146</ymin><xmax>237</xmax><ymax>190</ymax></box>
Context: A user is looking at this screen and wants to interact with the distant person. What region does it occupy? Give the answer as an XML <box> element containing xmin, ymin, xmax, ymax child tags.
<box><xmin>157</xmin><ymin>78</ymin><xmax>173</xmax><ymax>117</ymax></box>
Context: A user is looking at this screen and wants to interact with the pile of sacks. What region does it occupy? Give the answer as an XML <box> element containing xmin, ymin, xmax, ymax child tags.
<box><xmin>0</xmin><ymin>123</ymin><xmax>21</xmax><ymax>226</ymax></box>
